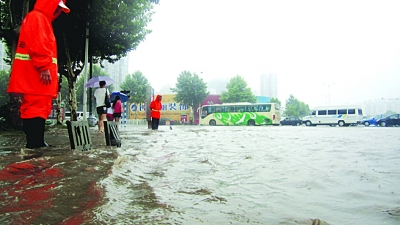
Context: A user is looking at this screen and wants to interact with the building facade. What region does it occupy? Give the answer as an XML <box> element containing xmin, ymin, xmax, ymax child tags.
<box><xmin>128</xmin><ymin>94</ymin><xmax>192</xmax><ymax>123</ymax></box>
<box><xmin>260</xmin><ymin>73</ymin><xmax>278</xmax><ymax>98</ymax></box>
<box><xmin>101</xmin><ymin>56</ymin><xmax>129</xmax><ymax>92</ymax></box>
<box><xmin>362</xmin><ymin>98</ymin><xmax>400</xmax><ymax>116</ymax></box>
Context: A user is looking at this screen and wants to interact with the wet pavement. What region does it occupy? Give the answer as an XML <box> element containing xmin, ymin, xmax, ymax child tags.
<box><xmin>1</xmin><ymin>125</ymin><xmax>400</xmax><ymax>224</ymax></box>
<box><xmin>0</xmin><ymin>126</ymin><xmax>118</xmax><ymax>225</ymax></box>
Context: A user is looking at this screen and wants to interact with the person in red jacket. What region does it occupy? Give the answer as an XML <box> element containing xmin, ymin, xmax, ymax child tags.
<box><xmin>149</xmin><ymin>95</ymin><xmax>162</xmax><ymax>130</ymax></box>
<box><xmin>7</xmin><ymin>0</ymin><xmax>70</xmax><ymax>148</ymax></box>
<box><xmin>112</xmin><ymin>95</ymin><xmax>124</xmax><ymax>125</ymax></box>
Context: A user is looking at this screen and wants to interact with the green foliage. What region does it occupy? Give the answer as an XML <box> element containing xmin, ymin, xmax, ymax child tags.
<box><xmin>170</xmin><ymin>70</ymin><xmax>209</xmax><ymax>116</ymax></box>
<box><xmin>1</xmin><ymin>0</ymin><xmax>157</xmax><ymax>126</ymax></box>
<box><xmin>120</xmin><ymin>71</ymin><xmax>149</xmax><ymax>104</ymax></box>
<box><xmin>284</xmin><ymin>94</ymin><xmax>310</xmax><ymax>117</ymax></box>
<box><xmin>270</xmin><ymin>97</ymin><xmax>281</xmax><ymax>106</ymax></box>
<box><xmin>220</xmin><ymin>75</ymin><xmax>256</xmax><ymax>103</ymax></box>
<box><xmin>0</xmin><ymin>69</ymin><xmax>9</xmax><ymax>106</ymax></box>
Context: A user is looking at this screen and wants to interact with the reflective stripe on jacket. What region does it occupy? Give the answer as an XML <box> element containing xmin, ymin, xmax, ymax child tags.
<box><xmin>7</xmin><ymin>0</ymin><xmax>61</xmax><ymax>97</ymax></box>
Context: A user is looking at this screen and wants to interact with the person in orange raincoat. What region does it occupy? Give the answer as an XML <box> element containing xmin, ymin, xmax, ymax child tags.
<box><xmin>149</xmin><ymin>95</ymin><xmax>162</xmax><ymax>130</ymax></box>
<box><xmin>7</xmin><ymin>0</ymin><xmax>70</xmax><ymax>148</ymax></box>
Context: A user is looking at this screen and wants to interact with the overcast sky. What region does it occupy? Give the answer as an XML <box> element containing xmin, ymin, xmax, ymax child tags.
<box><xmin>128</xmin><ymin>0</ymin><xmax>400</xmax><ymax>108</ymax></box>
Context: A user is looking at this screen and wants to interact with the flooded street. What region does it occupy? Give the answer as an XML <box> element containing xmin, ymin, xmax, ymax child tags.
<box><xmin>92</xmin><ymin>125</ymin><xmax>400</xmax><ymax>225</ymax></box>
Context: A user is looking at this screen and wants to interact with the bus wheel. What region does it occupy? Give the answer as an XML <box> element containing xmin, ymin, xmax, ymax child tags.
<box><xmin>338</xmin><ymin>121</ymin><xmax>345</xmax><ymax>127</ymax></box>
<box><xmin>248</xmin><ymin>120</ymin><xmax>255</xmax><ymax>126</ymax></box>
<box><xmin>305</xmin><ymin>121</ymin><xmax>312</xmax><ymax>126</ymax></box>
<box><xmin>209</xmin><ymin>120</ymin><xmax>216</xmax><ymax>126</ymax></box>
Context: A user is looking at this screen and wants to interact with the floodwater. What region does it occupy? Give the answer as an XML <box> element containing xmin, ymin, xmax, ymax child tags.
<box><xmin>91</xmin><ymin>125</ymin><xmax>400</xmax><ymax>225</ymax></box>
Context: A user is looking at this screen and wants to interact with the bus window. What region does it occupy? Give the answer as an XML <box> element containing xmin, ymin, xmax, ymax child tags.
<box><xmin>208</xmin><ymin>106</ymin><xmax>215</xmax><ymax>114</ymax></box>
<box><xmin>236</xmin><ymin>106</ymin><xmax>245</xmax><ymax>112</ymax></box>
<box><xmin>215</xmin><ymin>106</ymin><xmax>222</xmax><ymax>112</ymax></box>
<box><xmin>274</xmin><ymin>104</ymin><xmax>280</xmax><ymax>110</ymax></box>
<box><xmin>265</xmin><ymin>105</ymin><xmax>271</xmax><ymax>112</ymax></box>
<box><xmin>358</xmin><ymin>109</ymin><xmax>363</xmax><ymax>115</ymax></box>
<box><xmin>338</xmin><ymin>109</ymin><xmax>347</xmax><ymax>114</ymax></box>
<box><xmin>201</xmin><ymin>106</ymin><xmax>208</xmax><ymax>118</ymax></box>
<box><xmin>311</xmin><ymin>110</ymin><xmax>316</xmax><ymax>116</ymax></box>
<box><xmin>328</xmin><ymin>110</ymin><xmax>337</xmax><ymax>115</ymax></box>
<box><xmin>318</xmin><ymin>110</ymin><xmax>327</xmax><ymax>115</ymax></box>
<box><xmin>348</xmin><ymin>109</ymin><xmax>355</xmax><ymax>114</ymax></box>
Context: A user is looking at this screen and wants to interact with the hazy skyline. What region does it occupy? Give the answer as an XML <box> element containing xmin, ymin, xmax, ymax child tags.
<box><xmin>129</xmin><ymin>0</ymin><xmax>400</xmax><ymax>108</ymax></box>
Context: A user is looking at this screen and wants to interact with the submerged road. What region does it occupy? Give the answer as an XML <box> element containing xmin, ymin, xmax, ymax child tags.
<box><xmin>91</xmin><ymin>125</ymin><xmax>400</xmax><ymax>225</ymax></box>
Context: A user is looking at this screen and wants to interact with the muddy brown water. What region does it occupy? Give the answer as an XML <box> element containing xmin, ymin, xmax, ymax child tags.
<box><xmin>1</xmin><ymin>125</ymin><xmax>400</xmax><ymax>224</ymax></box>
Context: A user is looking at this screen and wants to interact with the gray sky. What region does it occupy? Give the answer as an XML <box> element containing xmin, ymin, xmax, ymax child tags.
<box><xmin>129</xmin><ymin>0</ymin><xmax>400</xmax><ymax>108</ymax></box>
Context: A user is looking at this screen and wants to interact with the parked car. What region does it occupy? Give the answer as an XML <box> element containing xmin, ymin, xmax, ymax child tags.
<box><xmin>280</xmin><ymin>116</ymin><xmax>302</xmax><ymax>126</ymax></box>
<box><xmin>376</xmin><ymin>114</ymin><xmax>400</xmax><ymax>127</ymax></box>
<box><xmin>362</xmin><ymin>114</ymin><xmax>386</xmax><ymax>126</ymax></box>
<box><xmin>159</xmin><ymin>118</ymin><xmax>177</xmax><ymax>125</ymax></box>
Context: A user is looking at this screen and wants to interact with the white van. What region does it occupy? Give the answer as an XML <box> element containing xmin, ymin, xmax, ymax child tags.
<box><xmin>63</xmin><ymin>111</ymin><xmax>83</xmax><ymax>123</ymax></box>
<box><xmin>63</xmin><ymin>111</ymin><xmax>98</xmax><ymax>126</ymax></box>
<box><xmin>302</xmin><ymin>105</ymin><xmax>363</xmax><ymax>127</ymax></box>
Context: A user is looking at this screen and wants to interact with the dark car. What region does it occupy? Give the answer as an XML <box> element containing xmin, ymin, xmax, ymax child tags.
<box><xmin>280</xmin><ymin>116</ymin><xmax>302</xmax><ymax>126</ymax></box>
<box><xmin>159</xmin><ymin>118</ymin><xmax>177</xmax><ymax>125</ymax></box>
<box><xmin>362</xmin><ymin>114</ymin><xmax>386</xmax><ymax>126</ymax></box>
<box><xmin>376</xmin><ymin>114</ymin><xmax>400</xmax><ymax>127</ymax></box>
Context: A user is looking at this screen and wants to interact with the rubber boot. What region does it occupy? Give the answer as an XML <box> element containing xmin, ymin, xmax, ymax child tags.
<box><xmin>23</xmin><ymin>119</ymin><xmax>35</xmax><ymax>148</ymax></box>
<box><xmin>23</xmin><ymin>118</ymin><xmax>47</xmax><ymax>148</ymax></box>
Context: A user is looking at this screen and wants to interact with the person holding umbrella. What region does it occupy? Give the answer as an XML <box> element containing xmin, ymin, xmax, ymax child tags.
<box><xmin>7</xmin><ymin>0</ymin><xmax>70</xmax><ymax>148</ymax></box>
<box><xmin>94</xmin><ymin>81</ymin><xmax>110</xmax><ymax>133</ymax></box>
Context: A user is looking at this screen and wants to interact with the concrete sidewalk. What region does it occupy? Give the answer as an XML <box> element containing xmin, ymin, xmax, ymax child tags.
<box><xmin>0</xmin><ymin>126</ymin><xmax>118</xmax><ymax>224</ymax></box>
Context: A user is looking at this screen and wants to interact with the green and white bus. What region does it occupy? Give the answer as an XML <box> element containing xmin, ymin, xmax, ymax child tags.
<box><xmin>199</xmin><ymin>102</ymin><xmax>281</xmax><ymax>126</ymax></box>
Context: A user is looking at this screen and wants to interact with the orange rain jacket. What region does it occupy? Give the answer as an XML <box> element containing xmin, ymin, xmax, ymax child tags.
<box><xmin>7</xmin><ymin>0</ymin><xmax>64</xmax><ymax>98</ymax></box>
<box><xmin>149</xmin><ymin>95</ymin><xmax>162</xmax><ymax>119</ymax></box>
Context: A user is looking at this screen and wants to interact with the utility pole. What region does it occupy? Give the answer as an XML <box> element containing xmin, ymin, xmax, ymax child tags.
<box><xmin>323</xmin><ymin>83</ymin><xmax>335</xmax><ymax>105</ymax></box>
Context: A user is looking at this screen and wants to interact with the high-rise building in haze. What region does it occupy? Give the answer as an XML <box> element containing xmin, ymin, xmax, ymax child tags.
<box><xmin>101</xmin><ymin>56</ymin><xmax>129</xmax><ymax>92</ymax></box>
<box><xmin>362</xmin><ymin>98</ymin><xmax>400</xmax><ymax>116</ymax></box>
<box><xmin>260</xmin><ymin>73</ymin><xmax>278</xmax><ymax>98</ymax></box>
<box><xmin>0</xmin><ymin>42</ymin><xmax>11</xmax><ymax>71</ymax></box>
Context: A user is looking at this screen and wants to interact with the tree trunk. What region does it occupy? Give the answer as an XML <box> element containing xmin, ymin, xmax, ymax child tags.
<box><xmin>56</xmin><ymin>91</ymin><xmax>63</xmax><ymax>124</ymax></box>
<box><xmin>67</xmin><ymin>75</ymin><xmax>78</xmax><ymax>121</ymax></box>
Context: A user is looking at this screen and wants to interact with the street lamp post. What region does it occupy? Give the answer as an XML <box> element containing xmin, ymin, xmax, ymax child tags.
<box><xmin>323</xmin><ymin>83</ymin><xmax>335</xmax><ymax>105</ymax></box>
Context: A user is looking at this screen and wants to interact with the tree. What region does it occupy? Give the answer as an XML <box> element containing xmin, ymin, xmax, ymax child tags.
<box><xmin>120</xmin><ymin>71</ymin><xmax>149</xmax><ymax>104</ymax></box>
<box><xmin>220</xmin><ymin>75</ymin><xmax>256</xmax><ymax>103</ymax></box>
<box><xmin>284</xmin><ymin>94</ymin><xmax>310</xmax><ymax>117</ymax></box>
<box><xmin>270</xmin><ymin>97</ymin><xmax>281</xmax><ymax>106</ymax></box>
<box><xmin>170</xmin><ymin>70</ymin><xmax>209</xmax><ymax>123</ymax></box>
<box><xmin>0</xmin><ymin>0</ymin><xmax>158</xmax><ymax>128</ymax></box>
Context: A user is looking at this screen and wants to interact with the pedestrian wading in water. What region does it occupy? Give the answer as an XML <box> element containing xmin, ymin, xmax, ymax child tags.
<box><xmin>149</xmin><ymin>95</ymin><xmax>162</xmax><ymax>130</ymax></box>
<box><xmin>112</xmin><ymin>96</ymin><xmax>124</xmax><ymax>125</ymax></box>
<box><xmin>7</xmin><ymin>0</ymin><xmax>70</xmax><ymax>148</ymax></box>
<box><xmin>94</xmin><ymin>81</ymin><xmax>110</xmax><ymax>133</ymax></box>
